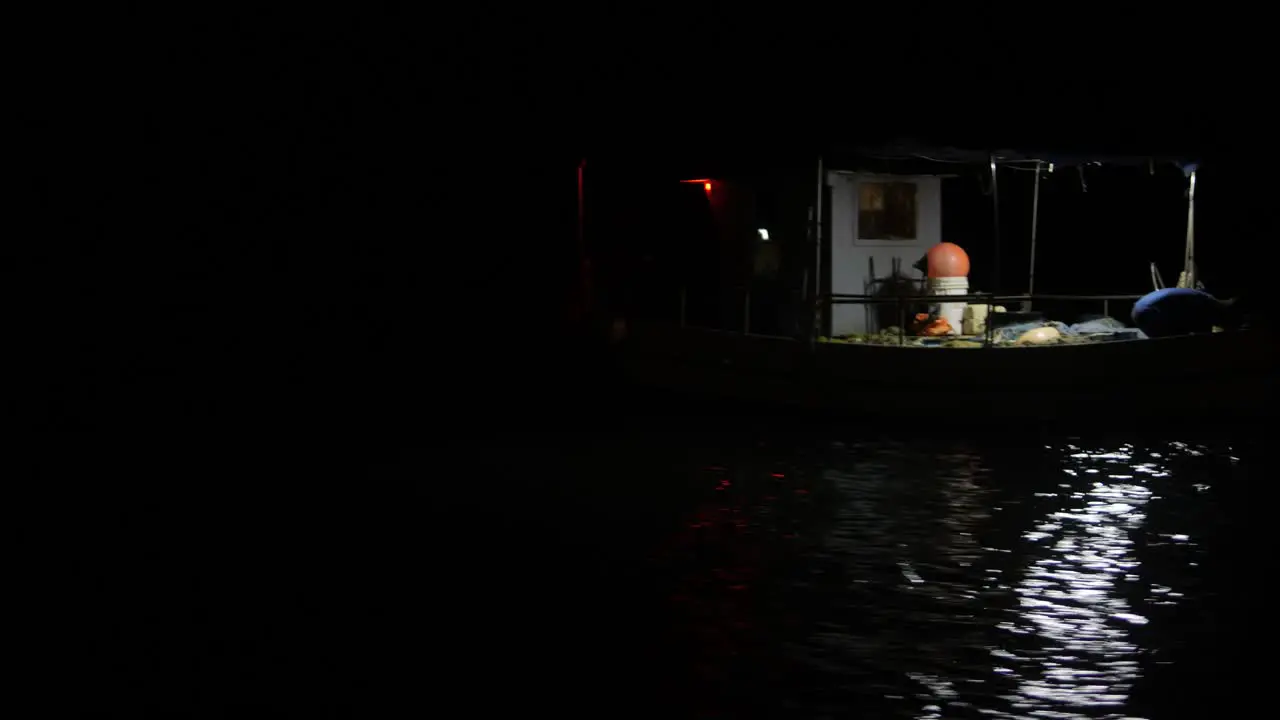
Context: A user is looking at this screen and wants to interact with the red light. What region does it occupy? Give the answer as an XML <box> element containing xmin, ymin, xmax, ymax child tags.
<box><xmin>704</xmin><ymin>182</ymin><xmax>712</xmax><ymax>192</ymax></box>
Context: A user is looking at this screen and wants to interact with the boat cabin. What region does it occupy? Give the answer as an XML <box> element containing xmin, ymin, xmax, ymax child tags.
<box><xmin>582</xmin><ymin>143</ymin><xmax>1209</xmax><ymax>346</ymax></box>
<box><xmin>825</xmin><ymin>169</ymin><xmax>944</xmax><ymax>336</ymax></box>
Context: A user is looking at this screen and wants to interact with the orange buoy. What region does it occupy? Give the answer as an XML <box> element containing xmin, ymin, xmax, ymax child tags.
<box><xmin>926</xmin><ymin>242</ymin><xmax>970</xmax><ymax>278</ymax></box>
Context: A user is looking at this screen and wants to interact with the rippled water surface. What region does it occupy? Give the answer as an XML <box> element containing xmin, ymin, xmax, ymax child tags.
<box><xmin>45</xmin><ymin>426</ymin><xmax>1262</xmax><ymax>716</ymax></box>
<box><xmin>491</xmin><ymin>428</ymin><xmax>1258</xmax><ymax>719</ymax></box>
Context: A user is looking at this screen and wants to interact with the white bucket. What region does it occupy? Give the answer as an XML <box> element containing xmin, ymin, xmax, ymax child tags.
<box><xmin>928</xmin><ymin>276</ymin><xmax>968</xmax><ymax>335</ymax></box>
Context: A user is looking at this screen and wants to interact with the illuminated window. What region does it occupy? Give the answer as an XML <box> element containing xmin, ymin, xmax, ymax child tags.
<box><xmin>857</xmin><ymin>181</ymin><xmax>917</xmax><ymax>240</ymax></box>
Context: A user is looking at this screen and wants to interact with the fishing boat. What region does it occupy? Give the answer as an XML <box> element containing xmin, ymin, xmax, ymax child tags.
<box><xmin>580</xmin><ymin>144</ymin><xmax>1276</xmax><ymax>423</ymax></box>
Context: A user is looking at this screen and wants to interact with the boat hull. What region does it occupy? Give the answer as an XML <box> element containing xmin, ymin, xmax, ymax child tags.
<box><xmin>616</xmin><ymin>324</ymin><xmax>1277</xmax><ymax>424</ymax></box>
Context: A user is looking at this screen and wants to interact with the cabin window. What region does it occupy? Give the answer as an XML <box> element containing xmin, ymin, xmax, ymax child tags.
<box><xmin>857</xmin><ymin>181</ymin><xmax>917</xmax><ymax>241</ymax></box>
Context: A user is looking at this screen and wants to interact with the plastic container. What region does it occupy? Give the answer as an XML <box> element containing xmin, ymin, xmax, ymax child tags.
<box><xmin>928</xmin><ymin>276</ymin><xmax>968</xmax><ymax>335</ymax></box>
<box><xmin>961</xmin><ymin>304</ymin><xmax>988</xmax><ymax>335</ymax></box>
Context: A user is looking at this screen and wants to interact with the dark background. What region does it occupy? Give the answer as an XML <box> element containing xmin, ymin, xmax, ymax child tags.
<box><xmin>15</xmin><ymin>10</ymin><xmax>1277</xmax><ymax>714</ymax></box>
<box><xmin>21</xmin><ymin>11</ymin><xmax>1274</xmax><ymax>427</ymax></box>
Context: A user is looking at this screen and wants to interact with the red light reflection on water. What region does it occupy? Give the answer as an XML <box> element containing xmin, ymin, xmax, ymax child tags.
<box><xmin>650</xmin><ymin>462</ymin><xmax>820</xmax><ymax>695</ymax></box>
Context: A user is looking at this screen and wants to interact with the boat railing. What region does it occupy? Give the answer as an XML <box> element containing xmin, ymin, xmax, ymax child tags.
<box><xmin>816</xmin><ymin>292</ymin><xmax>1147</xmax><ymax>346</ymax></box>
<box><xmin>671</xmin><ymin>286</ymin><xmax>1146</xmax><ymax>346</ymax></box>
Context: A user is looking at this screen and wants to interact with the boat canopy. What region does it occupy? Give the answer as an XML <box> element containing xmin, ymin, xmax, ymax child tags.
<box><xmin>826</xmin><ymin>141</ymin><xmax>1197</xmax><ymax>174</ymax></box>
<box><xmin>815</xmin><ymin>140</ymin><xmax>1201</xmax><ymax>298</ymax></box>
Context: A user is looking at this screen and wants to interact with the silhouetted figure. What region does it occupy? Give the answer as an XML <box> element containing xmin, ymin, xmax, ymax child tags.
<box><xmin>1131</xmin><ymin>288</ymin><xmax>1244</xmax><ymax>338</ymax></box>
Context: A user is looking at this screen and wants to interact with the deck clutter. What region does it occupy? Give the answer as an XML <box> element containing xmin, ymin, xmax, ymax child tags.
<box><xmin>817</xmin><ymin>313</ymin><xmax>1143</xmax><ymax>348</ymax></box>
<box><xmin>819</xmin><ymin>240</ymin><xmax>1148</xmax><ymax>347</ymax></box>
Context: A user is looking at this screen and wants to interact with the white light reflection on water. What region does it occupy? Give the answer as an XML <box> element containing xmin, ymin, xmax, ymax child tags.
<box><xmin>993</xmin><ymin>444</ymin><xmax>1157</xmax><ymax>718</ymax></box>
<box><xmin>657</xmin><ymin>436</ymin><xmax>1229</xmax><ymax>718</ymax></box>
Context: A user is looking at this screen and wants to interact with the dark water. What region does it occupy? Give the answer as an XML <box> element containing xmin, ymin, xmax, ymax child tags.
<box><xmin>28</xmin><ymin>418</ymin><xmax>1264</xmax><ymax>717</ymax></box>
<box><xmin>594</xmin><ymin>432</ymin><xmax>1253</xmax><ymax>718</ymax></box>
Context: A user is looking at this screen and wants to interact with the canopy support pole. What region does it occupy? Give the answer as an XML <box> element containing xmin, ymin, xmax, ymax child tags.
<box><xmin>1178</xmin><ymin>166</ymin><xmax>1197</xmax><ymax>288</ymax></box>
<box><xmin>813</xmin><ymin>155</ymin><xmax>824</xmax><ymax>337</ymax></box>
<box><xmin>990</xmin><ymin>156</ymin><xmax>1001</xmax><ymax>295</ymax></box>
<box><xmin>1026</xmin><ymin>160</ymin><xmax>1042</xmax><ymax>311</ymax></box>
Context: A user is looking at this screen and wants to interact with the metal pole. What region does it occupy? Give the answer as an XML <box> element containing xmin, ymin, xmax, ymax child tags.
<box><xmin>866</xmin><ymin>256</ymin><xmax>875</xmax><ymax>334</ymax></box>
<box><xmin>990</xmin><ymin>156</ymin><xmax>1001</xmax><ymax>296</ymax></box>
<box><xmin>814</xmin><ymin>156</ymin><xmax>824</xmax><ymax>334</ymax></box>
<box><xmin>1027</xmin><ymin>161</ymin><xmax>1042</xmax><ymax>311</ymax></box>
<box><xmin>1181</xmin><ymin>167</ymin><xmax>1197</xmax><ymax>287</ymax></box>
<box><xmin>743</xmin><ymin>290</ymin><xmax>751</xmax><ymax>335</ymax></box>
<box><xmin>897</xmin><ymin>298</ymin><xmax>905</xmax><ymax>345</ymax></box>
<box><xmin>679</xmin><ymin>286</ymin><xmax>686</xmax><ymax>328</ymax></box>
<box><xmin>984</xmin><ymin>300</ymin><xmax>993</xmax><ymax>347</ymax></box>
